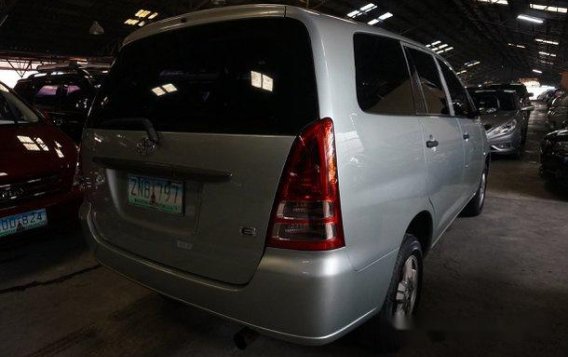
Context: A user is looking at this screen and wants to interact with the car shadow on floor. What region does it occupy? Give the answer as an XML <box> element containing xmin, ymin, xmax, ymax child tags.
<box><xmin>0</xmin><ymin>224</ymin><xmax>92</xmax><ymax>287</ymax></box>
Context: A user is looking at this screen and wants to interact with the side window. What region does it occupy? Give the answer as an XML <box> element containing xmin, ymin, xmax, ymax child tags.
<box><xmin>404</xmin><ymin>48</ymin><xmax>449</xmax><ymax>115</ymax></box>
<box><xmin>438</xmin><ymin>61</ymin><xmax>475</xmax><ymax>117</ymax></box>
<box><xmin>354</xmin><ymin>34</ymin><xmax>415</xmax><ymax>115</ymax></box>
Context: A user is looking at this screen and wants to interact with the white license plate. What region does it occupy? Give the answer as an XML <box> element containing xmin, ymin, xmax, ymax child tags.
<box><xmin>0</xmin><ymin>209</ymin><xmax>48</xmax><ymax>238</ymax></box>
<box><xmin>127</xmin><ymin>175</ymin><xmax>184</xmax><ymax>215</ymax></box>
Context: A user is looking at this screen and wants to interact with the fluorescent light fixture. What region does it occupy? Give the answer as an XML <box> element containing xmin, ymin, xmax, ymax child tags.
<box><xmin>442</xmin><ymin>46</ymin><xmax>454</xmax><ymax>53</ymax></box>
<box><xmin>138</xmin><ymin>21</ymin><xmax>145</xmax><ymax>27</ymax></box>
<box><xmin>476</xmin><ymin>0</ymin><xmax>508</xmax><ymax>4</ymax></box>
<box><xmin>437</xmin><ymin>44</ymin><xmax>449</xmax><ymax>50</ymax></box>
<box><xmin>517</xmin><ymin>14</ymin><xmax>544</xmax><ymax>24</ymax></box>
<box><xmin>124</xmin><ymin>18</ymin><xmax>139</xmax><ymax>25</ymax></box>
<box><xmin>535</xmin><ymin>38</ymin><xmax>559</xmax><ymax>45</ymax></box>
<box><xmin>539</xmin><ymin>51</ymin><xmax>557</xmax><ymax>57</ymax></box>
<box><xmin>162</xmin><ymin>83</ymin><xmax>177</xmax><ymax>93</ymax></box>
<box><xmin>368</xmin><ymin>19</ymin><xmax>379</xmax><ymax>25</ymax></box>
<box><xmin>456</xmin><ymin>70</ymin><xmax>467</xmax><ymax>75</ymax></box>
<box><xmin>532</xmin><ymin>69</ymin><xmax>543</xmax><ymax>74</ymax></box>
<box><xmin>152</xmin><ymin>87</ymin><xmax>166</xmax><ymax>96</ymax></box>
<box><xmin>465</xmin><ymin>60</ymin><xmax>481</xmax><ymax>67</ymax></box>
<box><xmin>530</xmin><ymin>4</ymin><xmax>568</xmax><ymax>13</ymax></box>
<box><xmin>507</xmin><ymin>43</ymin><xmax>526</xmax><ymax>48</ymax></box>
<box><xmin>540</xmin><ymin>60</ymin><xmax>554</xmax><ymax>65</ymax></box>
<box><xmin>148</xmin><ymin>12</ymin><xmax>159</xmax><ymax>19</ymax></box>
<box><xmin>378</xmin><ymin>12</ymin><xmax>393</xmax><ymax>20</ymax></box>
<box><xmin>347</xmin><ymin>10</ymin><xmax>361</xmax><ymax>18</ymax></box>
<box><xmin>135</xmin><ymin>9</ymin><xmax>151</xmax><ymax>18</ymax></box>
<box><xmin>431</xmin><ymin>40</ymin><xmax>441</xmax><ymax>46</ymax></box>
<box><xmin>360</xmin><ymin>3</ymin><xmax>377</xmax><ymax>12</ymax></box>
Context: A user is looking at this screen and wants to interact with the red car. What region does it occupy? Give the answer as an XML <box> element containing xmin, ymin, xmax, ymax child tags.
<box><xmin>0</xmin><ymin>81</ymin><xmax>81</xmax><ymax>240</ymax></box>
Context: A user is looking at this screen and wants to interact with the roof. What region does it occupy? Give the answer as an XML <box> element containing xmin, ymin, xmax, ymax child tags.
<box><xmin>124</xmin><ymin>4</ymin><xmax>427</xmax><ymax>51</ymax></box>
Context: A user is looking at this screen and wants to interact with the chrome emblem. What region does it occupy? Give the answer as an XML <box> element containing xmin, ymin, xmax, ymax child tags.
<box><xmin>136</xmin><ymin>137</ymin><xmax>157</xmax><ymax>156</ymax></box>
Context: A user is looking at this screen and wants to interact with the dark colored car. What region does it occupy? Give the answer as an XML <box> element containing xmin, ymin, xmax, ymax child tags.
<box><xmin>0</xmin><ymin>81</ymin><xmax>81</xmax><ymax>240</ymax></box>
<box><xmin>14</xmin><ymin>63</ymin><xmax>108</xmax><ymax>142</ymax></box>
<box><xmin>541</xmin><ymin>125</ymin><xmax>568</xmax><ymax>188</ymax></box>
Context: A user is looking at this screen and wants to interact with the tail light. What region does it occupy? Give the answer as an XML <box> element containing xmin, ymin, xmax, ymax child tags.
<box><xmin>267</xmin><ymin>118</ymin><xmax>345</xmax><ymax>251</ymax></box>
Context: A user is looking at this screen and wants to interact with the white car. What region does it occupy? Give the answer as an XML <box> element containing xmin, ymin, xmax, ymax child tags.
<box><xmin>80</xmin><ymin>4</ymin><xmax>490</xmax><ymax>348</ymax></box>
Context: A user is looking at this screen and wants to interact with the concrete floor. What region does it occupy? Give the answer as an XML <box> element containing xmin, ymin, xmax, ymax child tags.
<box><xmin>1</xmin><ymin>105</ymin><xmax>567</xmax><ymax>356</ymax></box>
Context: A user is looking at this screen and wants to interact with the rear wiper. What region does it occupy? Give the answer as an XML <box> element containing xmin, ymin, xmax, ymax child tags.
<box><xmin>100</xmin><ymin>117</ymin><xmax>159</xmax><ymax>144</ymax></box>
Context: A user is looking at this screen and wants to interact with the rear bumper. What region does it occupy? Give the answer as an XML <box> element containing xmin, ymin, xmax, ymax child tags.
<box><xmin>1</xmin><ymin>187</ymin><xmax>82</xmax><ymax>222</ymax></box>
<box><xmin>80</xmin><ymin>201</ymin><xmax>394</xmax><ymax>345</ymax></box>
<box><xmin>0</xmin><ymin>188</ymin><xmax>82</xmax><ymax>242</ymax></box>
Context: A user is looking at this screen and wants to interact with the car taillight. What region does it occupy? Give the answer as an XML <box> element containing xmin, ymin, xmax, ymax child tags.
<box><xmin>267</xmin><ymin>118</ymin><xmax>344</xmax><ymax>251</ymax></box>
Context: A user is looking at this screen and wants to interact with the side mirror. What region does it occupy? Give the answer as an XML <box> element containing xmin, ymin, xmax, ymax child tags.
<box><xmin>521</xmin><ymin>106</ymin><xmax>534</xmax><ymax>111</ymax></box>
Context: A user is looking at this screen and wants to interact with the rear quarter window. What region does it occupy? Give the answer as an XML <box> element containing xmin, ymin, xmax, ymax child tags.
<box><xmin>88</xmin><ymin>18</ymin><xmax>318</xmax><ymax>135</ymax></box>
<box><xmin>353</xmin><ymin>33</ymin><xmax>416</xmax><ymax>115</ymax></box>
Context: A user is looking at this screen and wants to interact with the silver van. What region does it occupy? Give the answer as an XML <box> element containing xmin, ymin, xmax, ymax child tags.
<box><xmin>80</xmin><ymin>5</ymin><xmax>489</xmax><ymax>346</ymax></box>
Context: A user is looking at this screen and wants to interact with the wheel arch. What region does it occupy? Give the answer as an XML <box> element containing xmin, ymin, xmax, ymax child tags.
<box><xmin>405</xmin><ymin>211</ymin><xmax>433</xmax><ymax>256</ymax></box>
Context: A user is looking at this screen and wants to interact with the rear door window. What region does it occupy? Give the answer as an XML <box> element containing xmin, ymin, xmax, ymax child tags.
<box><xmin>438</xmin><ymin>60</ymin><xmax>475</xmax><ymax>117</ymax></box>
<box><xmin>353</xmin><ymin>33</ymin><xmax>416</xmax><ymax>115</ymax></box>
<box><xmin>404</xmin><ymin>48</ymin><xmax>450</xmax><ymax>115</ymax></box>
<box><xmin>88</xmin><ymin>18</ymin><xmax>318</xmax><ymax>135</ymax></box>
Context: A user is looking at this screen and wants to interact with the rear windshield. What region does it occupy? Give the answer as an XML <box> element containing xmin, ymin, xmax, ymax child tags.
<box><xmin>87</xmin><ymin>18</ymin><xmax>318</xmax><ymax>135</ymax></box>
<box><xmin>471</xmin><ymin>92</ymin><xmax>517</xmax><ymax>111</ymax></box>
<box><xmin>486</xmin><ymin>84</ymin><xmax>527</xmax><ymax>98</ymax></box>
<box><xmin>15</xmin><ymin>74</ymin><xmax>93</xmax><ymax>113</ymax></box>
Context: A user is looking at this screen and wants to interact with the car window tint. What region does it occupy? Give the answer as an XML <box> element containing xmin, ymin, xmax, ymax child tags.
<box><xmin>354</xmin><ymin>34</ymin><xmax>415</xmax><ymax>115</ymax></box>
<box><xmin>88</xmin><ymin>18</ymin><xmax>318</xmax><ymax>135</ymax></box>
<box><xmin>404</xmin><ymin>48</ymin><xmax>449</xmax><ymax>115</ymax></box>
<box><xmin>34</xmin><ymin>84</ymin><xmax>61</xmax><ymax>107</ymax></box>
<box><xmin>438</xmin><ymin>61</ymin><xmax>475</xmax><ymax>117</ymax></box>
<box><xmin>61</xmin><ymin>82</ymin><xmax>91</xmax><ymax>112</ymax></box>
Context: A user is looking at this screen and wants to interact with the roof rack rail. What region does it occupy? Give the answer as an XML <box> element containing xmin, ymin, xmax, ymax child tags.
<box><xmin>36</xmin><ymin>61</ymin><xmax>111</xmax><ymax>72</ymax></box>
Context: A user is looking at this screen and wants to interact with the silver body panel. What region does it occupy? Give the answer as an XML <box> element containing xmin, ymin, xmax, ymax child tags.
<box><xmin>81</xmin><ymin>4</ymin><xmax>489</xmax><ymax>344</ymax></box>
<box><xmin>482</xmin><ymin>111</ymin><xmax>523</xmax><ymax>154</ymax></box>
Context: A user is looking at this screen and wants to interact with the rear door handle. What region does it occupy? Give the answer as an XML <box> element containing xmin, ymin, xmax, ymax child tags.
<box><xmin>426</xmin><ymin>139</ymin><xmax>439</xmax><ymax>148</ymax></box>
<box><xmin>463</xmin><ymin>132</ymin><xmax>470</xmax><ymax>140</ymax></box>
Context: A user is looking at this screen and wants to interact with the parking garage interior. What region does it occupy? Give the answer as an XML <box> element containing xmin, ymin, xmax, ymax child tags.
<box><xmin>1</xmin><ymin>1</ymin><xmax>568</xmax><ymax>356</ymax></box>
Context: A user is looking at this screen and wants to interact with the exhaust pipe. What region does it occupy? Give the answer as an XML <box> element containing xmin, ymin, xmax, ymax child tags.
<box><xmin>234</xmin><ymin>327</ymin><xmax>258</xmax><ymax>350</ymax></box>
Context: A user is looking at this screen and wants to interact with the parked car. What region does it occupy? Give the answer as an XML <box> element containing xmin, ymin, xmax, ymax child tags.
<box><xmin>80</xmin><ymin>5</ymin><xmax>489</xmax><ymax>347</ymax></box>
<box><xmin>541</xmin><ymin>124</ymin><xmax>568</xmax><ymax>189</ymax></box>
<box><xmin>0</xmin><ymin>81</ymin><xmax>81</xmax><ymax>240</ymax></box>
<box><xmin>470</xmin><ymin>89</ymin><xmax>529</xmax><ymax>157</ymax></box>
<box><xmin>14</xmin><ymin>63</ymin><xmax>109</xmax><ymax>142</ymax></box>
<box><xmin>537</xmin><ymin>89</ymin><xmax>557</xmax><ymax>105</ymax></box>
<box><xmin>481</xmin><ymin>83</ymin><xmax>533</xmax><ymax>143</ymax></box>
<box><xmin>546</xmin><ymin>93</ymin><xmax>568</xmax><ymax>130</ymax></box>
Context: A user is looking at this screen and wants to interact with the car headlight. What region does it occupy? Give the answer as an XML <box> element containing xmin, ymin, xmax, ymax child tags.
<box><xmin>488</xmin><ymin>119</ymin><xmax>517</xmax><ymax>137</ymax></box>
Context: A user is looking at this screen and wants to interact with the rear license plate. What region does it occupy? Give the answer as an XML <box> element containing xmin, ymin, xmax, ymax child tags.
<box><xmin>0</xmin><ymin>209</ymin><xmax>48</xmax><ymax>238</ymax></box>
<box><xmin>128</xmin><ymin>175</ymin><xmax>184</xmax><ymax>215</ymax></box>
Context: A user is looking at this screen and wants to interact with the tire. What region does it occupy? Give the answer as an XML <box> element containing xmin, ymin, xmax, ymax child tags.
<box><xmin>375</xmin><ymin>234</ymin><xmax>423</xmax><ymax>352</ymax></box>
<box><xmin>461</xmin><ymin>166</ymin><xmax>488</xmax><ymax>217</ymax></box>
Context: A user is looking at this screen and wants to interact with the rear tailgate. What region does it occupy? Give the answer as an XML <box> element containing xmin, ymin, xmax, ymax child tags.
<box><xmin>82</xmin><ymin>17</ymin><xmax>318</xmax><ymax>285</ymax></box>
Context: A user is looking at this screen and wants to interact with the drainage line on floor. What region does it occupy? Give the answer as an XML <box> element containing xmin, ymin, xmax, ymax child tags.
<box><xmin>0</xmin><ymin>264</ymin><xmax>101</xmax><ymax>295</ymax></box>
